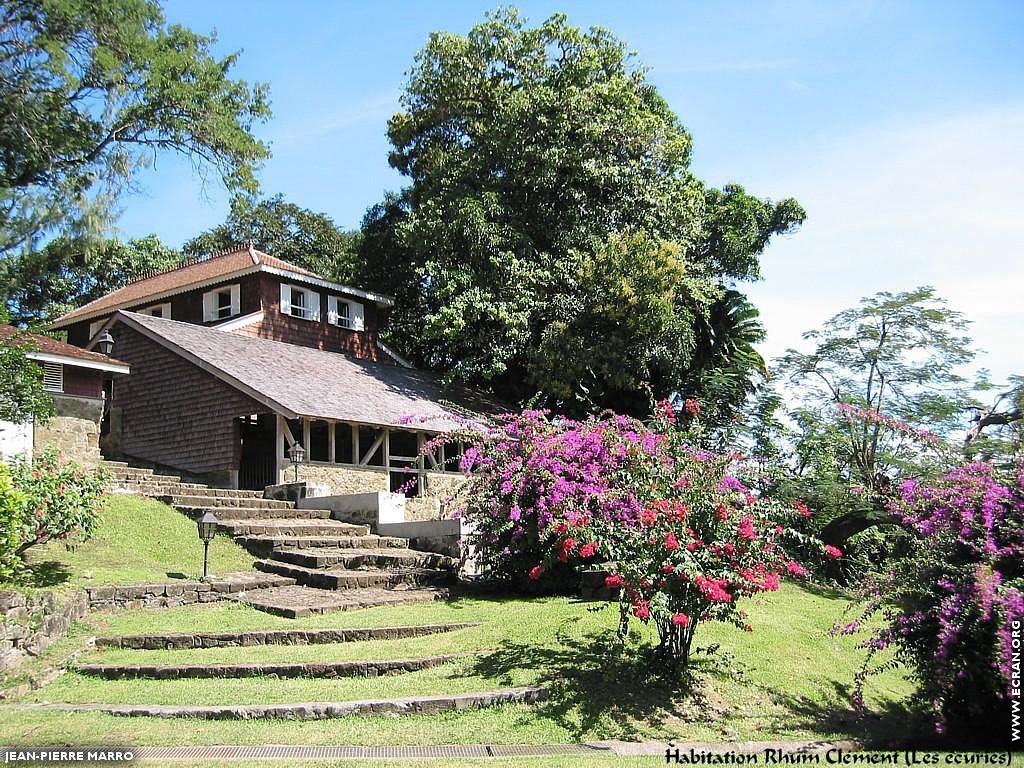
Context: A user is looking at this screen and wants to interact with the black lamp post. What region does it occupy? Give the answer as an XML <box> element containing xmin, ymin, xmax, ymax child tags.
<box><xmin>95</xmin><ymin>330</ymin><xmax>115</xmax><ymax>355</ymax></box>
<box><xmin>196</xmin><ymin>510</ymin><xmax>218</xmax><ymax>581</ymax></box>
<box><xmin>288</xmin><ymin>440</ymin><xmax>305</xmax><ymax>482</ymax></box>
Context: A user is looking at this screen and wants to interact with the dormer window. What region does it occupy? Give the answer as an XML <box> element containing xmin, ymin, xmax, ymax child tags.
<box><xmin>141</xmin><ymin>302</ymin><xmax>171</xmax><ymax>319</ymax></box>
<box><xmin>327</xmin><ymin>295</ymin><xmax>365</xmax><ymax>330</ymax></box>
<box><xmin>202</xmin><ymin>284</ymin><xmax>240</xmax><ymax>322</ymax></box>
<box><xmin>280</xmin><ymin>283</ymin><xmax>320</xmax><ymax>322</ymax></box>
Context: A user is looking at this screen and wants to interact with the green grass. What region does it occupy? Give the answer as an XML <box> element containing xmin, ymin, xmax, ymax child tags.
<box><xmin>13</xmin><ymin>494</ymin><xmax>255</xmax><ymax>591</ymax></box>
<box><xmin>2</xmin><ymin>583</ymin><xmax>924</xmax><ymax>748</ymax></box>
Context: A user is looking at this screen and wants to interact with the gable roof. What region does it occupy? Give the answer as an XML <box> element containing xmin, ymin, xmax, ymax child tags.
<box><xmin>49</xmin><ymin>245</ymin><xmax>394</xmax><ymax>330</ymax></box>
<box><xmin>0</xmin><ymin>325</ymin><xmax>130</xmax><ymax>374</ymax></box>
<box><xmin>107</xmin><ymin>311</ymin><xmax>504</xmax><ymax>432</ymax></box>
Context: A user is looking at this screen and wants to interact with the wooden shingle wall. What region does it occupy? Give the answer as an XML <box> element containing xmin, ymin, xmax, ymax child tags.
<box><xmin>111</xmin><ymin>325</ymin><xmax>265</xmax><ymax>475</ymax></box>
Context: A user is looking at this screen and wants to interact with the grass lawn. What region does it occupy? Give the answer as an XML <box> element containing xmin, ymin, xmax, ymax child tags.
<box><xmin>3</xmin><ymin>582</ymin><xmax>924</xmax><ymax>749</ymax></box>
<box><xmin>13</xmin><ymin>494</ymin><xmax>255</xmax><ymax>591</ymax></box>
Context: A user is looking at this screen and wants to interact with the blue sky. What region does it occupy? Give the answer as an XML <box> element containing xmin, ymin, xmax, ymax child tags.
<box><xmin>119</xmin><ymin>0</ymin><xmax>1024</xmax><ymax>384</ymax></box>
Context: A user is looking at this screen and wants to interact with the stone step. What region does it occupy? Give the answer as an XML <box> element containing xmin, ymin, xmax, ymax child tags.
<box><xmin>161</xmin><ymin>494</ymin><xmax>296</xmax><ymax>509</ymax></box>
<box><xmin>254</xmin><ymin>560</ymin><xmax>454</xmax><ymax>591</ymax></box>
<box><xmin>99</xmin><ymin>460</ymin><xmax>131</xmax><ymax>469</ymax></box>
<box><xmin>236</xmin><ymin>534</ymin><xmax>410</xmax><ymax>556</ymax></box>
<box><xmin>238</xmin><ymin>584</ymin><xmax>448</xmax><ymax>618</ymax></box>
<box><xmin>271</xmin><ymin>547</ymin><xmax>456</xmax><ymax>571</ymax></box>
<box><xmin>112</xmin><ymin>480</ymin><xmax>268</xmax><ymax>497</ymax></box>
<box><xmin>95</xmin><ymin>623</ymin><xmax>480</xmax><ymax>649</ymax></box>
<box><xmin>178</xmin><ymin>506</ymin><xmax>334</xmax><ymax>521</ymax></box>
<box><xmin>221</xmin><ymin>519</ymin><xmax>371</xmax><ymax>538</ymax></box>
<box><xmin>76</xmin><ymin>654</ymin><xmax>467</xmax><ymax>680</ymax></box>
<box><xmin>110</xmin><ymin>480</ymin><xmax>208</xmax><ymax>491</ymax></box>
<box><xmin>108</xmin><ymin>472</ymin><xmax>182</xmax><ymax>484</ymax></box>
<box><xmin>13</xmin><ymin>687</ymin><xmax>548</xmax><ymax>719</ymax></box>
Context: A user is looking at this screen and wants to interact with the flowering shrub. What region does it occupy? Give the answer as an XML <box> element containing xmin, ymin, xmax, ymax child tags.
<box><xmin>0</xmin><ymin>464</ymin><xmax>27</xmax><ymax>582</ymax></box>
<box><xmin>0</xmin><ymin>450</ymin><xmax>108</xmax><ymax>580</ymax></box>
<box><xmin>455</xmin><ymin>402</ymin><xmax>826</xmax><ymax>673</ymax></box>
<box><xmin>837</xmin><ymin>461</ymin><xmax>1023</xmax><ymax>743</ymax></box>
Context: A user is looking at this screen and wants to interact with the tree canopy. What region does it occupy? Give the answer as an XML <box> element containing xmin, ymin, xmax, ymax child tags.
<box><xmin>0</xmin><ymin>0</ymin><xmax>271</xmax><ymax>258</ymax></box>
<box><xmin>0</xmin><ymin>330</ymin><xmax>54</xmax><ymax>425</ymax></box>
<box><xmin>774</xmin><ymin>287</ymin><xmax>977</xmax><ymax>547</ymax></box>
<box><xmin>1</xmin><ymin>234</ymin><xmax>181</xmax><ymax>325</ymax></box>
<box><xmin>183</xmin><ymin>195</ymin><xmax>360</xmax><ymax>284</ymax></box>
<box><xmin>358</xmin><ymin>9</ymin><xmax>803</xmax><ymax>416</ymax></box>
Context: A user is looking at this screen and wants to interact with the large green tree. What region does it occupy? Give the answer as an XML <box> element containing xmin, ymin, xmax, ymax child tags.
<box><xmin>183</xmin><ymin>195</ymin><xmax>360</xmax><ymax>284</ymax></box>
<box><xmin>359</xmin><ymin>10</ymin><xmax>803</xmax><ymax>416</ymax></box>
<box><xmin>775</xmin><ymin>287</ymin><xmax>976</xmax><ymax>547</ymax></box>
<box><xmin>0</xmin><ymin>0</ymin><xmax>271</xmax><ymax>257</ymax></box>
<box><xmin>1</xmin><ymin>234</ymin><xmax>181</xmax><ymax>325</ymax></box>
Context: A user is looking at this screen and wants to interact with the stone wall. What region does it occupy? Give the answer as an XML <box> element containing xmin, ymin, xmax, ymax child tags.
<box><xmin>33</xmin><ymin>393</ymin><xmax>104</xmax><ymax>466</ymax></box>
<box><xmin>0</xmin><ymin>590</ymin><xmax>88</xmax><ymax>670</ymax></box>
<box><xmin>0</xmin><ymin>573</ymin><xmax>293</xmax><ymax>673</ymax></box>
<box><xmin>424</xmin><ymin>472</ymin><xmax>466</xmax><ymax>501</ymax></box>
<box><xmin>285</xmin><ymin>463</ymin><xmax>389</xmax><ymax>495</ymax></box>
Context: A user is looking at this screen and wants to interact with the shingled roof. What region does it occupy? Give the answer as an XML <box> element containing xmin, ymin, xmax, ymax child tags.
<box><xmin>107</xmin><ymin>311</ymin><xmax>504</xmax><ymax>432</ymax></box>
<box><xmin>49</xmin><ymin>245</ymin><xmax>393</xmax><ymax>330</ymax></box>
<box><xmin>0</xmin><ymin>324</ymin><xmax>129</xmax><ymax>373</ymax></box>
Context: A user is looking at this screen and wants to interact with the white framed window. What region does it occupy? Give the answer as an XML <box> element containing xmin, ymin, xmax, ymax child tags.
<box><xmin>140</xmin><ymin>302</ymin><xmax>171</xmax><ymax>319</ymax></box>
<box><xmin>280</xmin><ymin>283</ymin><xmax>320</xmax><ymax>322</ymax></box>
<box><xmin>42</xmin><ymin>362</ymin><xmax>63</xmax><ymax>393</ymax></box>
<box><xmin>202</xmin><ymin>284</ymin><xmax>240</xmax><ymax>322</ymax></box>
<box><xmin>327</xmin><ymin>295</ymin><xmax>365</xmax><ymax>330</ymax></box>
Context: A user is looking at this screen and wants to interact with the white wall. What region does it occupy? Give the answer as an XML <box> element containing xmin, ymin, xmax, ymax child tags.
<box><xmin>0</xmin><ymin>420</ymin><xmax>32</xmax><ymax>463</ymax></box>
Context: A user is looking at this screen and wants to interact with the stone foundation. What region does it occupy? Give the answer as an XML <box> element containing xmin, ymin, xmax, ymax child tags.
<box><xmin>283</xmin><ymin>463</ymin><xmax>389</xmax><ymax>495</ymax></box>
<box><xmin>33</xmin><ymin>394</ymin><xmax>104</xmax><ymax>466</ymax></box>
<box><xmin>423</xmin><ymin>472</ymin><xmax>466</xmax><ymax>500</ymax></box>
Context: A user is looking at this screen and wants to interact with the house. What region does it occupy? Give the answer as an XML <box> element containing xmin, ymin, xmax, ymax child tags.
<box><xmin>0</xmin><ymin>325</ymin><xmax>130</xmax><ymax>465</ymax></box>
<box><xmin>48</xmin><ymin>245</ymin><xmax>502</xmax><ymax>495</ymax></box>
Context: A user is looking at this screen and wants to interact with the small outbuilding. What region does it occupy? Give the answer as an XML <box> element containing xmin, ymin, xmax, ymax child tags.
<box><xmin>0</xmin><ymin>325</ymin><xmax>130</xmax><ymax>465</ymax></box>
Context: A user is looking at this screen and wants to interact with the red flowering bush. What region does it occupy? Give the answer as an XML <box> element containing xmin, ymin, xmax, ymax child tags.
<box><xmin>0</xmin><ymin>449</ymin><xmax>108</xmax><ymax>580</ymax></box>
<box><xmin>456</xmin><ymin>401</ymin><xmax>826</xmax><ymax>674</ymax></box>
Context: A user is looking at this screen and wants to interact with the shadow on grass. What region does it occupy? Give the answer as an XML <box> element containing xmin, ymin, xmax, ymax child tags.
<box><xmin>768</xmin><ymin>681</ymin><xmax>933</xmax><ymax>748</ymax></box>
<box><xmin>20</xmin><ymin>560</ymin><xmax>72</xmax><ymax>588</ymax></box>
<box><xmin>467</xmin><ymin>619</ymin><xmax>922</xmax><ymax>746</ymax></box>
<box><xmin>467</xmin><ymin>626</ymin><xmax>716</xmax><ymax>741</ymax></box>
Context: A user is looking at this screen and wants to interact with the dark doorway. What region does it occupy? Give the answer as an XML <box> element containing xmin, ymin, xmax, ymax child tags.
<box><xmin>239</xmin><ymin>413</ymin><xmax>277</xmax><ymax>490</ymax></box>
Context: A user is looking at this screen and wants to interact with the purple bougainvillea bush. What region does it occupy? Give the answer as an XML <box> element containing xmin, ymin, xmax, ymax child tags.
<box><xmin>836</xmin><ymin>461</ymin><xmax>1024</xmax><ymax>743</ymax></box>
<box><xmin>453</xmin><ymin>401</ymin><xmax>826</xmax><ymax>674</ymax></box>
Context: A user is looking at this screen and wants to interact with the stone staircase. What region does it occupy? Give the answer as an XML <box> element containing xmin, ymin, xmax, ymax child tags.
<box><xmin>102</xmin><ymin>460</ymin><xmax>457</xmax><ymax>617</ymax></box>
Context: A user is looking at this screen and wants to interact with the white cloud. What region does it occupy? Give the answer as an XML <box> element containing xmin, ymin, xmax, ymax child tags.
<box><xmin>747</xmin><ymin>104</ymin><xmax>1024</xmax><ymax>385</ymax></box>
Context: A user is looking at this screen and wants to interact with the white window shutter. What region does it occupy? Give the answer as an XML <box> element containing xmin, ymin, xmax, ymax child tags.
<box><xmin>327</xmin><ymin>295</ymin><xmax>339</xmax><ymax>326</ymax></box>
<box><xmin>202</xmin><ymin>291</ymin><xmax>216</xmax><ymax>322</ymax></box>
<box><xmin>280</xmin><ymin>283</ymin><xmax>291</xmax><ymax>315</ymax></box>
<box><xmin>42</xmin><ymin>363</ymin><xmax>63</xmax><ymax>392</ymax></box>
<box><xmin>350</xmin><ymin>301</ymin><xmax>365</xmax><ymax>331</ymax></box>
<box><xmin>229</xmin><ymin>285</ymin><xmax>240</xmax><ymax>317</ymax></box>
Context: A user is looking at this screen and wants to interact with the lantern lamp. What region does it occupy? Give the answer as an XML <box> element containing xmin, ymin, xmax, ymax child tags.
<box><xmin>95</xmin><ymin>330</ymin><xmax>115</xmax><ymax>356</ymax></box>
<box><xmin>196</xmin><ymin>510</ymin><xmax>219</xmax><ymax>580</ymax></box>
<box><xmin>288</xmin><ymin>440</ymin><xmax>305</xmax><ymax>482</ymax></box>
